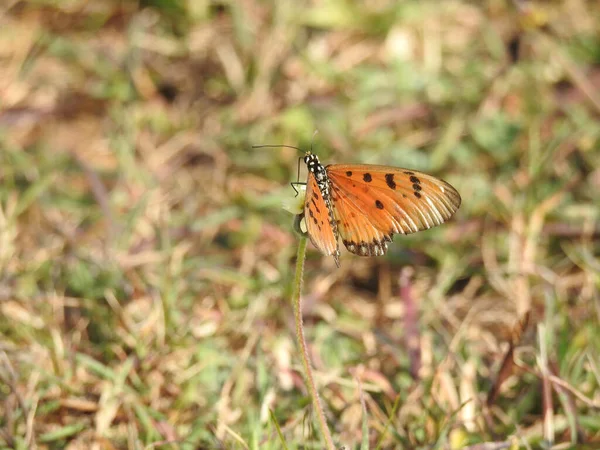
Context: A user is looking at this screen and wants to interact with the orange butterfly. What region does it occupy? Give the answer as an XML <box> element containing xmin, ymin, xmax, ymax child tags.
<box><xmin>259</xmin><ymin>145</ymin><xmax>461</xmax><ymax>266</ymax></box>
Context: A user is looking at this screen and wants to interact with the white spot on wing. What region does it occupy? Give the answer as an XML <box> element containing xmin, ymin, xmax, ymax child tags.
<box><xmin>426</xmin><ymin>197</ymin><xmax>444</xmax><ymax>224</ymax></box>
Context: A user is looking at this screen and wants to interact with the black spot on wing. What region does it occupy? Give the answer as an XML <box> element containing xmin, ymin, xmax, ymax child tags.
<box><xmin>343</xmin><ymin>237</ymin><xmax>390</xmax><ymax>256</ymax></box>
<box><xmin>385</xmin><ymin>173</ymin><xmax>396</xmax><ymax>189</ymax></box>
<box><xmin>363</xmin><ymin>173</ymin><xmax>372</xmax><ymax>182</ymax></box>
<box><xmin>310</xmin><ymin>198</ymin><xmax>321</xmax><ymax>213</ymax></box>
<box><xmin>375</xmin><ymin>200</ymin><xmax>384</xmax><ymax>209</ymax></box>
<box><xmin>346</xmin><ymin>171</ymin><xmax>353</xmax><ymax>177</ymax></box>
<box><xmin>409</xmin><ymin>175</ymin><xmax>423</xmax><ymax>197</ymax></box>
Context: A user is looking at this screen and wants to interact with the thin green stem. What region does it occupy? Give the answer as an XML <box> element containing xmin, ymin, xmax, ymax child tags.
<box><xmin>291</xmin><ymin>235</ymin><xmax>336</xmax><ymax>450</ymax></box>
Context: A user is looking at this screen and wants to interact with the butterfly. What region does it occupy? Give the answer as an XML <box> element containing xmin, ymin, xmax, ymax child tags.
<box><xmin>256</xmin><ymin>145</ymin><xmax>461</xmax><ymax>266</ymax></box>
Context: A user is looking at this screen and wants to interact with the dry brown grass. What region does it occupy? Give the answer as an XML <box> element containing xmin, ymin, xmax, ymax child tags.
<box><xmin>0</xmin><ymin>1</ymin><xmax>599</xmax><ymax>449</ymax></box>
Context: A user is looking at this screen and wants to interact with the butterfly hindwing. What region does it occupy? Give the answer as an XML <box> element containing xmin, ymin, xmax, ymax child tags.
<box><xmin>326</xmin><ymin>165</ymin><xmax>461</xmax><ymax>256</ymax></box>
<box><xmin>327</xmin><ymin>181</ymin><xmax>392</xmax><ymax>256</ymax></box>
<box><xmin>304</xmin><ymin>172</ymin><xmax>339</xmax><ymax>262</ymax></box>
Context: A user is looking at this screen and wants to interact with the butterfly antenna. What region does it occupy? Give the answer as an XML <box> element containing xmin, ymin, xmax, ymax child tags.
<box><xmin>253</xmin><ymin>144</ymin><xmax>307</xmax><ymax>196</ymax></box>
<box><xmin>310</xmin><ymin>129</ymin><xmax>319</xmax><ymax>154</ymax></box>
<box><xmin>252</xmin><ymin>144</ymin><xmax>304</xmax><ymax>153</ymax></box>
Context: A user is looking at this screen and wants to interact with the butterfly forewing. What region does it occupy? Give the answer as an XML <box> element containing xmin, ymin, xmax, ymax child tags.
<box><xmin>326</xmin><ymin>165</ymin><xmax>461</xmax><ymax>256</ymax></box>
<box><xmin>304</xmin><ymin>172</ymin><xmax>339</xmax><ymax>261</ymax></box>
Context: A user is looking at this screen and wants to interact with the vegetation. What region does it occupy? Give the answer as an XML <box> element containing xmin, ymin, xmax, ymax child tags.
<box><xmin>0</xmin><ymin>1</ymin><xmax>599</xmax><ymax>449</ymax></box>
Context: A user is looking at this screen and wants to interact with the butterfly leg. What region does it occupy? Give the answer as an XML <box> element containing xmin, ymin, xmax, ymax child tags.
<box><xmin>290</xmin><ymin>182</ymin><xmax>307</xmax><ymax>197</ymax></box>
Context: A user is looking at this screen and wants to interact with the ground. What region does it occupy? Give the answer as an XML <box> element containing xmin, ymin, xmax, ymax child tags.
<box><xmin>0</xmin><ymin>1</ymin><xmax>599</xmax><ymax>449</ymax></box>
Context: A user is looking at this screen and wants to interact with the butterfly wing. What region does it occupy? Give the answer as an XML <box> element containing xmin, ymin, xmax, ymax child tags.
<box><xmin>326</xmin><ymin>165</ymin><xmax>461</xmax><ymax>256</ymax></box>
<box><xmin>304</xmin><ymin>171</ymin><xmax>340</xmax><ymax>264</ymax></box>
<box><xmin>327</xmin><ymin>181</ymin><xmax>393</xmax><ymax>256</ymax></box>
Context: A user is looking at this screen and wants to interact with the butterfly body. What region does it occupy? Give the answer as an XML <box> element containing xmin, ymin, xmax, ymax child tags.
<box><xmin>304</xmin><ymin>152</ymin><xmax>341</xmax><ymax>264</ymax></box>
<box><xmin>301</xmin><ymin>151</ymin><xmax>461</xmax><ymax>266</ymax></box>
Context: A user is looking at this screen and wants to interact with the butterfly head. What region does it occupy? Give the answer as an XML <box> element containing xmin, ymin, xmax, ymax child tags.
<box><xmin>304</xmin><ymin>151</ymin><xmax>327</xmax><ymax>181</ymax></box>
<box><xmin>303</xmin><ymin>151</ymin><xmax>317</xmax><ymax>166</ymax></box>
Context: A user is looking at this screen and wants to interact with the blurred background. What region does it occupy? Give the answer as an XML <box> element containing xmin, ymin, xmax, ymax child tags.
<box><xmin>1</xmin><ymin>0</ymin><xmax>599</xmax><ymax>449</ymax></box>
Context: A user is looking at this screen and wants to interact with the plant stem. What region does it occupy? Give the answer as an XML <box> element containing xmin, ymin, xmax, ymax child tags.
<box><xmin>292</xmin><ymin>235</ymin><xmax>336</xmax><ymax>450</ymax></box>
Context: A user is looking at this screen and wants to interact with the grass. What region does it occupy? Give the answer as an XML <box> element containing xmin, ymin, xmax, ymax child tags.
<box><xmin>1</xmin><ymin>0</ymin><xmax>599</xmax><ymax>449</ymax></box>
